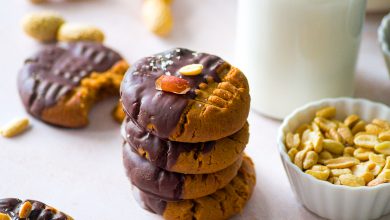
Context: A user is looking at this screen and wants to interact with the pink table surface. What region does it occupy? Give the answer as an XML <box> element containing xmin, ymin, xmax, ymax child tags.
<box><xmin>0</xmin><ymin>1</ymin><xmax>389</xmax><ymax>219</ymax></box>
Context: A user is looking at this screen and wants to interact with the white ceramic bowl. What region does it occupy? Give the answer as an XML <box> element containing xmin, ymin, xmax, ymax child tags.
<box><xmin>277</xmin><ymin>98</ymin><xmax>390</xmax><ymax>220</ymax></box>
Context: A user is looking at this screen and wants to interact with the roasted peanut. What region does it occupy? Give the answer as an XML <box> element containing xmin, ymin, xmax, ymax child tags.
<box><xmin>379</xmin><ymin>130</ymin><xmax>390</xmax><ymax>142</ymax></box>
<box><xmin>328</xmin><ymin>176</ymin><xmax>341</xmax><ymax>185</ymax></box>
<box><xmin>324</xmin><ymin>157</ymin><xmax>359</xmax><ymax>169</ymax></box>
<box><xmin>308</xmin><ymin>131</ymin><xmax>323</xmax><ymax>153</ymax></box>
<box><xmin>179</xmin><ymin>64</ymin><xmax>203</xmax><ymax>76</ymax></box>
<box><xmin>351</xmin><ymin>164</ymin><xmax>375</xmax><ymax>183</ymax></box>
<box><xmin>303</xmin><ymin>151</ymin><xmax>318</xmax><ymax>170</ymax></box>
<box><xmin>323</xmin><ymin>139</ymin><xmax>344</xmax><ymax>155</ymax></box>
<box><xmin>369</xmin><ymin>153</ymin><xmax>386</xmax><ymax>167</ymax></box>
<box><xmin>30</xmin><ymin>0</ymin><xmax>47</xmax><ymax>4</ymax></box>
<box><xmin>344</xmin><ymin>114</ymin><xmax>360</xmax><ymax>128</ymax></box>
<box><xmin>328</xmin><ymin>128</ymin><xmax>342</xmax><ymax>142</ymax></box>
<box><xmin>368</xmin><ymin>169</ymin><xmax>390</xmax><ymax>186</ymax></box>
<box><xmin>285</xmin><ymin>132</ymin><xmax>300</xmax><ymax>149</ymax></box>
<box><xmin>311</xmin><ymin>122</ymin><xmax>320</xmax><ymax>132</ymax></box>
<box><xmin>354</xmin><ymin>134</ymin><xmax>379</xmax><ymax>149</ymax></box>
<box><xmin>375</xmin><ymin>141</ymin><xmax>390</xmax><ymax>155</ymax></box>
<box><xmin>142</xmin><ymin>0</ymin><xmax>173</xmax><ymax>37</ymax></box>
<box><xmin>294</xmin><ymin>149</ymin><xmax>309</xmax><ymax>170</ymax></box>
<box><xmin>318</xmin><ymin>151</ymin><xmax>333</xmax><ymax>164</ymax></box>
<box><xmin>0</xmin><ymin>118</ymin><xmax>30</xmax><ymax>138</ymax></box>
<box><xmin>314</xmin><ymin>117</ymin><xmax>337</xmax><ymax>132</ymax></box>
<box><xmin>337</xmin><ymin>126</ymin><xmax>354</xmax><ymax>145</ymax></box>
<box><xmin>365</xmin><ymin>123</ymin><xmax>384</xmax><ymax>135</ymax></box>
<box><xmin>316</xmin><ymin>107</ymin><xmax>336</xmax><ymax>119</ymax></box>
<box><xmin>339</xmin><ymin>174</ymin><xmax>365</xmax><ymax>187</ymax></box>
<box><xmin>305</xmin><ymin>165</ymin><xmax>330</xmax><ymax>181</ymax></box>
<box><xmin>353</xmin><ymin>147</ymin><xmax>372</xmax><ymax>161</ymax></box>
<box><xmin>351</xmin><ymin>120</ymin><xmax>366</xmax><ymax>135</ymax></box>
<box><xmin>296</xmin><ymin>124</ymin><xmax>310</xmax><ymax>136</ymax></box>
<box><xmin>58</xmin><ymin>23</ymin><xmax>105</xmax><ymax>43</ymax></box>
<box><xmin>372</xmin><ymin>118</ymin><xmax>390</xmax><ymax>130</ymax></box>
<box><xmin>343</xmin><ymin>146</ymin><xmax>355</xmax><ymax>157</ymax></box>
<box><xmin>288</xmin><ymin>148</ymin><xmax>298</xmax><ymax>162</ymax></box>
<box><xmin>330</xmin><ymin>168</ymin><xmax>352</xmax><ymax>177</ymax></box>
<box><xmin>384</xmin><ymin>156</ymin><xmax>390</xmax><ymax>169</ymax></box>
<box><xmin>22</xmin><ymin>11</ymin><xmax>65</xmax><ymax>42</ymax></box>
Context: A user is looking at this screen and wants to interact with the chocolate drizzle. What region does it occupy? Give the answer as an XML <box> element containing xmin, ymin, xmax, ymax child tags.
<box><xmin>120</xmin><ymin>48</ymin><xmax>224</xmax><ymax>139</ymax></box>
<box><xmin>18</xmin><ymin>42</ymin><xmax>122</xmax><ymax>117</ymax></box>
<box><xmin>0</xmin><ymin>198</ymin><xmax>70</xmax><ymax>220</ymax></box>
<box><xmin>123</xmin><ymin>117</ymin><xmax>216</xmax><ymax>170</ymax></box>
<box><xmin>123</xmin><ymin>142</ymin><xmax>185</xmax><ymax>200</ymax></box>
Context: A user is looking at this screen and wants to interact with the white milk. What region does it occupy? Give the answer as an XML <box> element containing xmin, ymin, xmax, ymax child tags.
<box><xmin>236</xmin><ymin>0</ymin><xmax>366</xmax><ymax>119</ymax></box>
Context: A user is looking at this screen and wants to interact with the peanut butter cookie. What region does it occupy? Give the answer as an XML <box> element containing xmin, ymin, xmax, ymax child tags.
<box><xmin>123</xmin><ymin>142</ymin><xmax>243</xmax><ymax>200</ymax></box>
<box><xmin>122</xmin><ymin>117</ymin><xmax>249</xmax><ymax>174</ymax></box>
<box><xmin>133</xmin><ymin>155</ymin><xmax>256</xmax><ymax>220</ymax></box>
<box><xmin>18</xmin><ymin>42</ymin><xmax>129</xmax><ymax>128</ymax></box>
<box><xmin>120</xmin><ymin>48</ymin><xmax>250</xmax><ymax>142</ymax></box>
<box><xmin>0</xmin><ymin>198</ymin><xmax>73</xmax><ymax>220</ymax></box>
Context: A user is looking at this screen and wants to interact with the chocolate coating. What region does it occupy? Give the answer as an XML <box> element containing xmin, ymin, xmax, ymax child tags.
<box><xmin>123</xmin><ymin>142</ymin><xmax>184</xmax><ymax>200</ymax></box>
<box><xmin>18</xmin><ymin>42</ymin><xmax>122</xmax><ymax>118</ymax></box>
<box><xmin>137</xmin><ymin>188</ymin><xmax>167</xmax><ymax>215</ymax></box>
<box><xmin>0</xmin><ymin>198</ymin><xmax>71</xmax><ymax>220</ymax></box>
<box><xmin>120</xmin><ymin>48</ymin><xmax>224</xmax><ymax>139</ymax></box>
<box><xmin>123</xmin><ymin>117</ymin><xmax>215</xmax><ymax>170</ymax></box>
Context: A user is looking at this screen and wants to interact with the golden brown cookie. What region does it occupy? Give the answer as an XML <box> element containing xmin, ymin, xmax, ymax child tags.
<box><xmin>123</xmin><ymin>141</ymin><xmax>243</xmax><ymax>200</ymax></box>
<box><xmin>0</xmin><ymin>198</ymin><xmax>73</xmax><ymax>220</ymax></box>
<box><xmin>112</xmin><ymin>101</ymin><xmax>126</xmax><ymax>123</ymax></box>
<box><xmin>133</xmin><ymin>155</ymin><xmax>256</xmax><ymax>220</ymax></box>
<box><xmin>18</xmin><ymin>42</ymin><xmax>129</xmax><ymax>128</ymax></box>
<box><xmin>122</xmin><ymin>117</ymin><xmax>249</xmax><ymax>174</ymax></box>
<box><xmin>120</xmin><ymin>48</ymin><xmax>250</xmax><ymax>142</ymax></box>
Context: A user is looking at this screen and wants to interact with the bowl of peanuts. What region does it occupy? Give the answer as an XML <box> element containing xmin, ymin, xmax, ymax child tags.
<box><xmin>278</xmin><ymin>98</ymin><xmax>390</xmax><ymax>220</ymax></box>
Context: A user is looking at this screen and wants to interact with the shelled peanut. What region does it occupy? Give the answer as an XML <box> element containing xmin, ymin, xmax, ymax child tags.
<box><xmin>22</xmin><ymin>11</ymin><xmax>105</xmax><ymax>43</ymax></box>
<box><xmin>142</xmin><ymin>0</ymin><xmax>173</xmax><ymax>37</ymax></box>
<box><xmin>285</xmin><ymin>106</ymin><xmax>390</xmax><ymax>187</ymax></box>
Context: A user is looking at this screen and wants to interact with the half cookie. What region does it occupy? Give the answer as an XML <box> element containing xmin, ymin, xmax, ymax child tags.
<box><xmin>123</xmin><ymin>142</ymin><xmax>243</xmax><ymax>200</ymax></box>
<box><xmin>133</xmin><ymin>155</ymin><xmax>256</xmax><ymax>220</ymax></box>
<box><xmin>18</xmin><ymin>41</ymin><xmax>129</xmax><ymax>128</ymax></box>
<box><xmin>120</xmin><ymin>48</ymin><xmax>250</xmax><ymax>142</ymax></box>
<box><xmin>122</xmin><ymin>118</ymin><xmax>249</xmax><ymax>174</ymax></box>
<box><xmin>0</xmin><ymin>198</ymin><xmax>73</xmax><ymax>220</ymax></box>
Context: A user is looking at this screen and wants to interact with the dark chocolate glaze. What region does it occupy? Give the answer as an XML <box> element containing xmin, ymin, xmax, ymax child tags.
<box><xmin>120</xmin><ymin>48</ymin><xmax>224</xmax><ymax>139</ymax></box>
<box><xmin>18</xmin><ymin>42</ymin><xmax>122</xmax><ymax>117</ymax></box>
<box><xmin>123</xmin><ymin>142</ymin><xmax>185</xmax><ymax>200</ymax></box>
<box><xmin>123</xmin><ymin>117</ymin><xmax>216</xmax><ymax>170</ymax></box>
<box><xmin>138</xmin><ymin>188</ymin><xmax>167</xmax><ymax>215</ymax></box>
<box><xmin>0</xmin><ymin>198</ymin><xmax>70</xmax><ymax>220</ymax></box>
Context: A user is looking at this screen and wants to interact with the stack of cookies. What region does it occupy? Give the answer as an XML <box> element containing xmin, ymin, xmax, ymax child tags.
<box><xmin>120</xmin><ymin>48</ymin><xmax>256</xmax><ymax>220</ymax></box>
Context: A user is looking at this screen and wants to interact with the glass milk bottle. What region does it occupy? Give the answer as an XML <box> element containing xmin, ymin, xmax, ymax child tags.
<box><xmin>236</xmin><ymin>0</ymin><xmax>366</xmax><ymax>119</ymax></box>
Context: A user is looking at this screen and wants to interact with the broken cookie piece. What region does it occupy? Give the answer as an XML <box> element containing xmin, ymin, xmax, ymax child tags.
<box><xmin>18</xmin><ymin>42</ymin><xmax>129</xmax><ymax>128</ymax></box>
<box><xmin>0</xmin><ymin>198</ymin><xmax>73</xmax><ymax>220</ymax></box>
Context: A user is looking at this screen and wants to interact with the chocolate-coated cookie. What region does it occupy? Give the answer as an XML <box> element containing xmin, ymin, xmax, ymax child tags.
<box><xmin>133</xmin><ymin>155</ymin><xmax>256</xmax><ymax>220</ymax></box>
<box><xmin>18</xmin><ymin>41</ymin><xmax>129</xmax><ymax>128</ymax></box>
<box><xmin>0</xmin><ymin>198</ymin><xmax>72</xmax><ymax>220</ymax></box>
<box><xmin>122</xmin><ymin>117</ymin><xmax>249</xmax><ymax>174</ymax></box>
<box><xmin>123</xmin><ymin>142</ymin><xmax>243</xmax><ymax>200</ymax></box>
<box><xmin>120</xmin><ymin>48</ymin><xmax>250</xmax><ymax>142</ymax></box>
